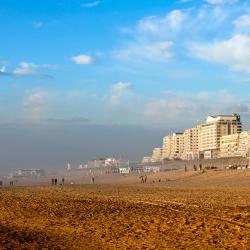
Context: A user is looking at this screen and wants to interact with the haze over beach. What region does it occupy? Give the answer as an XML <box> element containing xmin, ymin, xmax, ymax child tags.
<box><xmin>1</xmin><ymin>0</ymin><xmax>250</xmax><ymax>249</ymax></box>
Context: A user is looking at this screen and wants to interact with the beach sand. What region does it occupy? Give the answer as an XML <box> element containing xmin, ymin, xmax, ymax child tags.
<box><xmin>1</xmin><ymin>169</ymin><xmax>250</xmax><ymax>249</ymax></box>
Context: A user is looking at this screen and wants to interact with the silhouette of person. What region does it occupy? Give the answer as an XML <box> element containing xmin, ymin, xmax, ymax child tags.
<box><xmin>55</xmin><ymin>178</ymin><xmax>57</xmax><ymax>185</ymax></box>
<box><xmin>62</xmin><ymin>178</ymin><xmax>65</xmax><ymax>185</ymax></box>
<box><xmin>199</xmin><ymin>164</ymin><xmax>202</xmax><ymax>171</ymax></box>
<box><xmin>52</xmin><ymin>178</ymin><xmax>54</xmax><ymax>185</ymax></box>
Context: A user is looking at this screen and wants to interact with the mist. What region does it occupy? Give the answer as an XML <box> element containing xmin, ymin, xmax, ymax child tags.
<box><xmin>0</xmin><ymin>123</ymin><xmax>167</xmax><ymax>174</ymax></box>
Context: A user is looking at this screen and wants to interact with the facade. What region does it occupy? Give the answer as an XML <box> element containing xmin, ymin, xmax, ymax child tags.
<box><xmin>161</xmin><ymin>133</ymin><xmax>184</xmax><ymax>160</ymax></box>
<box><xmin>151</xmin><ymin>147</ymin><xmax>163</xmax><ymax>162</ymax></box>
<box><xmin>169</xmin><ymin>133</ymin><xmax>184</xmax><ymax>159</ymax></box>
<box><xmin>142</xmin><ymin>156</ymin><xmax>152</xmax><ymax>163</ymax></box>
<box><xmin>220</xmin><ymin>131</ymin><xmax>250</xmax><ymax>158</ymax></box>
<box><xmin>201</xmin><ymin>114</ymin><xmax>242</xmax><ymax>159</ymax></box>
<box><xmin>183</xmin><ymin>125</ymin><xmax>202</xmax><ymax>160</ymax></box>
<box><xmin>143</xmin><ymin>114</ymin><xmax>248</xmax><ymax>162</ymax></box>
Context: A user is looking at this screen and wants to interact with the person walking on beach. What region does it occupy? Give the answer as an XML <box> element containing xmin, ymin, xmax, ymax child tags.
<box><xmin>139</xmin><ymin>175</ymin><xmax>144</xmax><ymax>183</ymax></box>
<box><xmin>91</xmin><ymin>177</ymin><xmax>95</xmax><ymax>184</ymax></box>
<box><xmin>52</xmin><ymin>178</ymin><xmax>54</xmax><ymax>185</ymax></box>
<box><xmin>144</xmin><ymin>175</ymin><xmax>147</xmax><ymax>183</ymax></box>
<box><xmin>55</xmin><ymin>178</ymin><xmax>57</xmax><ymax>185</ymax></box>
<box><xmin>199</xmin><ymin>164</ymin><xmax>202</xmax><ymax>171</ymax></box>
<box><xmin>62</xmin><ymin>178</ymin><xmax>65</xmax><ymax>185</ymax></box>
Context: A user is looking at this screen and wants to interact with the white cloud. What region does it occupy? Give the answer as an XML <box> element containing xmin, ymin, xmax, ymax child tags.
<box><xmin>206</xmin><ymin>0</ymin><xmax>237</xmax><ymax>4</ymax></box>
<box><xmin>81</xmin><ymin>1</ymin><xmax>100</xmax><ymax>8</ymax></box>
<box><xmin>114</xmin><ymin>41</ymin><xmax>173</xmax><ymax>62</ymax></box>
<box><xmin>110</xmin><ymin>82</ymin><xmax>133</xmax><ymax>106</ymax></box>
<box><xmin>233</xmin><ymin>14</ymin><xmax>250</xmax><ymax>32</ymax></box>
<box><xmin>13</xmin><ymin>62</ymin><xmax>38</xmax><ymax>76</ymax></box>
<box><xmin>189</xmin><ymin>34</ymin><xmax>250</xmax><ymax>73</ymax></box>
<box><xmin>143</xmin><ymin>90</ymin><xmax>249</xmax><ymax>127</ymax></box>
<box><xmin>71</xmin><ymin>55</ymin><xmax>94</xmax><ymax>65</ymax></box>
<box><xmin>0</xmin><ymin>66</ymin><xmax>6</xmax><ymax>73</ymax></box>
<box><xmin>13</xmin><ymin>62</ymin><xmax>54</xmax><ymax>79</ymax></box>
<box><xmin>112</xmin><ymin>82</ymin><xmax>132</xmax><ymax>91</ymax></box>
<box><xmin>24</xmin><ymin>91</ymin><xmax>51</xmax><ymax>118</ymax></box>
<box><xmin>138</xmin><ymin>10</ymin><xmax>186</xmax><ymax>34</ymax></box>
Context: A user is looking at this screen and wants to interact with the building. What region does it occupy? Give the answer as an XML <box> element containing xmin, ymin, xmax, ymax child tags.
<box><xmin>161</xmin><ymin>133</ymin><xmax>184</xmax><ymax>160</ymax></box>
<box><xmin>201</xmin><ymin>114</ymin><xmax>242</xmax><ymax>159</ymax></box>
<box><xmin>183</xmin><ymin>125</ymin><xmax>202</xmax><ymax>160</ymax></box>
<box><xmin>220</xmin><ymin>133</ymin><xmax>240</xmax><ymax>158</ymax></box>
<box><xmin>151</xmin><ymin>147</ymin><xmax>163</xmax><ymax>162</ymax></box>
<box><xmin>220</xmin><ymin>131</ymin><xmax>250</xmax><ymax>158</ymax></box>
<box><xmin>119</xmin><ymin>167</ymin><xmax>130</xmax><ymax>174</ymax></box>
<box><xmin>142</xmin><ymin>114</ymin><xmax>247</xmax><ymax>162</ymax></box>
<box><xmin>169</xmin><ymin>133</ymin><xmax>184</xmax><ymax>159</ymax></box>
<box><xmin>142</xmin><ymin>156</ymin><xmax>152</xmax><ymax>163</ymax></box>
<box><xmin>238</xmin><ymin>131</ymin><xmax>250</xmax><ymax>157</ymax></box>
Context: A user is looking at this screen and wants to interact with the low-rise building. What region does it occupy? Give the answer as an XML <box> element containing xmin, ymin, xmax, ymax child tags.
<box><xmin>151</xmin><ymin>147</ymin><xmax>163</xmax><ymax>162</ymax></box>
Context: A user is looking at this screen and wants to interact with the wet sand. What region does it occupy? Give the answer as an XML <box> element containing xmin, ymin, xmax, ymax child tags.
<box><xmin>1</xmin><ymin>169</ymin><xmax>250</xmax><ymax>249</ymax></box>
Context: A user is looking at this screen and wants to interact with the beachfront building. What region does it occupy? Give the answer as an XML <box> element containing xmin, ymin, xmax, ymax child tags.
<box><xmin>201</xmin><ymin>114</ymin><xmax>242</xmax><ymax>159</ymax></box>
<box><xmin>238</xmin><ymin>131</ymin><xmax>250</xmax><ymax>157</ymax></box>
<box><xmin>142</xmin><ymin>156</ymin><xmax>153</xmax><ymax>163</ymax></box>
<box><xmin>182</xmin><ymin>125</ymin><xmax>202</xmax><ymax>160</ymax></box>
<box><xmin>162</xmin><ymin>135</ymin><xmax>172</xmax><ymax>159</ymax></box>
<box><xmin>142</xmin><ymin>114</ymin><xmax>247</xmax><ymax>162</ymax></box>
<box><xmin>220</xmin><ymin>131</ymin><xmax>250</xmax><ymax>158</ymax></box>
<box><xmin>151</xmin><ymin>147</ymin><xmax>163</xmax><ymax>162</ymax></box>
<box><xmin>161</xmin><ymin>133</ymin><xmax>184</xmax><ymax>160</ymax></box>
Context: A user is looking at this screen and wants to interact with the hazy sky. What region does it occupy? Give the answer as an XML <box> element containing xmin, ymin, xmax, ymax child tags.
<box><xmin>1</xmin><ymin>0</ymin><xmax>250</xmax><ymax>172</ymax></box>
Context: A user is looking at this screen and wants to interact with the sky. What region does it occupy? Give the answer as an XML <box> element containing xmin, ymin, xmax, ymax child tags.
<box><xmin>1</xmin><ymin>0</ymin><xmax>250</xmax><ymax>172</ymax></box>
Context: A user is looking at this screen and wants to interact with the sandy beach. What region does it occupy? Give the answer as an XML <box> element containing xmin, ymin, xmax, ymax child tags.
<box><xmin>1</xmin><ymin>169</ymin><xmax>250</xmax><ymax>249</ymax></box>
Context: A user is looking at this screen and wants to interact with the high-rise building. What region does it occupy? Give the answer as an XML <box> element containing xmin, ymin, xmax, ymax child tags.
<box><xmin>201</xmin><ymin>114</ymin><xmax>242</xmax><ymax>159</ymax></box>
<box><xmin>183</xmin><ymin>125</ymin><xmax>202</xmax><ymax>160</ymax></box>
<box><xmin>142</xmin><ymin>114</ymin><xmax>247</xmax><ymax>163</ymax></box>
<box><xmin>162</xmin><ymin>133</ymin><xmax>184</xmax><ymax>160</ymax></box>
<box><xmin>220</xmin><ymin>131</ymin><xmax>250</xmax><ymax>158</ymax></box>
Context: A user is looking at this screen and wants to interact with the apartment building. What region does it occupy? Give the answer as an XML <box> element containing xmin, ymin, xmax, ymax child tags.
<box><xmin>201</xmin><ymin>114</ymin><xmax>242</xmax><ymax>159</ymax></box>
<box><xmin>143</xmin><ymin>114</ymin><xmax>247</xmax><ymax>163</ymax></box>
<box><xmin>162</xmin><ymin>133</ymin><xmax>184</xmax><ymax>160</ymax></box>
<box><xmin>151</xmin><ymin>147</ymin><xmax>163</xmax><ymax>162</ymax></box>
<box><xmin>183</xmin><ymin>125</ymin><xmax>202</xmax><ymax>160</ymax></box>
<box><xmin>220</xmin><ymin>133</ymin><xmax>240</xmax><ymax>158</ymax></box>
<box><xmin>162</xmin><ymin>135</ymin><xmax>171</xmax><ymax>159</ymax></box>
<box><xmin>220</xmin><ymin>131</ymin><xmax>250</xmax><ymax>158</ymax></box>
<box><xmin>238</xmin><ymin>131</ymin><xmax>250</xmax><ymax>157</ymax></box>
<box><xmin>142</xmin><ymin>156</ymin><xmax>152</xmax><ymax>163</ymax></box>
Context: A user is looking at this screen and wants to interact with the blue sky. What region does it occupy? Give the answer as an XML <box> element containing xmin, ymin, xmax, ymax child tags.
<box><xmin>1</xmin><ymin>0</ymin><xmax>250</xmax><ymax>129</ymax></box>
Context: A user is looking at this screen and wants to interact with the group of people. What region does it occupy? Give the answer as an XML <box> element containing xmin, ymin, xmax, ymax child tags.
<box><xmin>51</xmin><ymin>178</ymin><xmax>64</xmax><ymax>185</ymax></box>
<box><xmin>184</xmin><ymin>164</ymin><xmax>203</xmax><ymax>172</ymax></box>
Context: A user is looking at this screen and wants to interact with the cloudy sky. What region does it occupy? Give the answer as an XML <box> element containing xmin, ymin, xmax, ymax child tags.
<box><xmin>1</xmin><ymin>0</ymin><xmax>250</xmax><ymax>172</ymax></box>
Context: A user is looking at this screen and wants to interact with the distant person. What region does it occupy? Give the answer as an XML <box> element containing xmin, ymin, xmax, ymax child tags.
<box><xmin>144</xmin><ymin>175</ymin><xmax>147</xmax><ymax>183</ymax></box>
<box><xmin>52</xmin><ymin>178</ymin><xmax>54</xmax><ymax>185</ymax></box>
<box><xmin>193</xmin><ymin>164</ymin><xmax>197</xmax><ymax>171</ymax></box>
<box><xmin>199</xmin><ymin>164</ymin><xmax>202</xmax><ymax>171</ymax></box>
<box><xmin>185</xmin><ymin>165</ymin><xmax>187</xmax><ymax>172</ymax></box>
<box><xmin>139</xmin><ymin>176</ymin><xmax>144</xmax><ymax>183</ymax></box>
<box><xmin>62</xmin><ymin>178</ymin><xmax>65</xmax><ymax>185</ymax></box>
<box><xmin>91</xmin><ymin>177</ymin><xmax>95</xmax><ymax>184</ymax></box>
<box><xmin>55</xmin><ymin>178</ymin><xmax>57</xmax><ymax>185</ymax></box>
<box><xmin>158</xmin><ymin>178</ymin><xmax>161</xmax><ymax>183</ymax></box>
